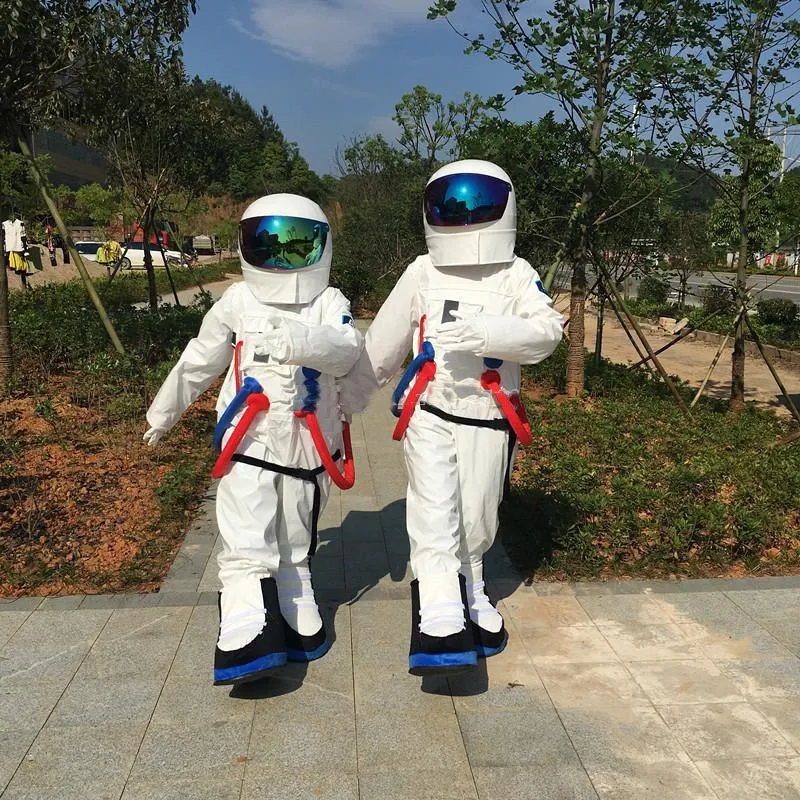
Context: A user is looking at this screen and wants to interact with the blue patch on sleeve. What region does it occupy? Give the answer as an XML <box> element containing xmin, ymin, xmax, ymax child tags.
<box><xmin>535</xmin><ymin>279</ymin><xmax>549</xmax><ymax>296</ymax></box>
<box><xmin>342</xmin><ymin>314</ymin><xmax>354</xmax><ymax>326</ymax></box>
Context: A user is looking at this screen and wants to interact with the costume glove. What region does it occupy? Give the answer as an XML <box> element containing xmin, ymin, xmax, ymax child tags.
<box><xmin>253</xmin><ymin>325</ymin><xmax>288</xmax><ymax>359</ymax></box>
<box><xmin>433</xmin><ymin>310</ymin><xmax>488</xmax><ymax>354</ymax></box>
<box><xmin>143</xmin><ymin>427</ymin><xmax>167</xmax><ymax>447</ymax></box>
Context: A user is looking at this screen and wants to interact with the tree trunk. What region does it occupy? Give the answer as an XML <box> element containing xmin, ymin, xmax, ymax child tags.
<box><xmin>594</xmin><ymin>287</ymin><xmax>605</xmax><ymax>368</ymax></box>
<box><xmin>0</xmin><ymin>224</ymin><xmax>11</xmax><ymax>389</ymax></box>
<box><xmin>729</xmin><ymin>176</ymin><xmax>750</xmax><ymax>415</ymax></box>
<box><xmin>143</xmin><ymin>214</ymin><xmax>158</xmax><ymax>311</ymax></box>
<box><xmin>566</xmin><ymin>267</ymin><xmax>587</xmax><ymax>395</ymax></box>
<box><xmin>17</xmin><ymin>133</ymin><xmax>125</xmax><ymax>355</ymax></box>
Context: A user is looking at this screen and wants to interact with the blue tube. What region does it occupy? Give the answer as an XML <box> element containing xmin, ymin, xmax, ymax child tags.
<box><xmin>300</xmin><ymin>367</ymin><xmax>321</xmax><ymax>413</ymax></box>
<box><xmin>213</xmin><ymin>376</ymin><xmax>263</xmax><ymax>451</ymax></box>
<box><xmin>391</xmin><ymin>341</ymin><xmax>435</xmax><ymax>417</ymax></box>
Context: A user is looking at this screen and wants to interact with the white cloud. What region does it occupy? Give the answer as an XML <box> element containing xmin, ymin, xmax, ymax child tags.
<box><xmin>244</xmin><ymin>0</ymin><xmax>432</xmax><ymax>69</ymax></box>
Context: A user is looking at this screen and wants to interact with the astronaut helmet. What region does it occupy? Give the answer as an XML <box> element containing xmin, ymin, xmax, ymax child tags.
<box><xmin>239</xmin><ymin>194</ymin><xmax>332</xmax><ymax>304</ymax></box>
<box><xmin>423</xmin><ymin>159</ymin><xmax>516</xmax><ymax>268</ymax></box>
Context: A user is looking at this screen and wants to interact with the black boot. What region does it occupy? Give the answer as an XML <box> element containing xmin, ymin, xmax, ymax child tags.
<box><xmin>282</xmin><ymin>619</ymin><xmax>331</xmax><ymax>662</ymax></box>
<box><xmin>471</xmin><ymin>619</ymin><xmax>508</xmax><ymax>658</ymax></box>
<box><xmin>408</xmin><ymin>574</ymin><xmax>477</xmax><ymax>676</ymax></box>
<box><xmin>213</xmin><ymin>577</ymin><xmax>288</xmax><ymax>686</ymax></box>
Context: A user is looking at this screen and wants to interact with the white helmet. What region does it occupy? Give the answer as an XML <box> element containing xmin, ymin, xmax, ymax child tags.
<box><xmin>239</xmin><ymin>194</ymin><xmax>332</xmax><ymax>304</ymax></box>
<box><xmin>423</xmin><ymin>159</ymin><xmax>516</xmax><ymax>268</ymax></box>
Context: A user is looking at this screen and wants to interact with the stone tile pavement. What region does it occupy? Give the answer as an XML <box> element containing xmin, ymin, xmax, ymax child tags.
<box><xmin>3</xmin><ymin>378</ymin><xmax>800</xmax><ymax>798</ymax></box>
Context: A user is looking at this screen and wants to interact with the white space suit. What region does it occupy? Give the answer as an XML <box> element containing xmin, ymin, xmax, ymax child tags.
<box><xmin>144</xmin><ymin>194</ymin><xmax>363</xmax><ymax>685</ymax></box>
<box><xmin>342</xmin><ymin>160</ymin><xmax>563</xmax><ymax>675</ymax></box>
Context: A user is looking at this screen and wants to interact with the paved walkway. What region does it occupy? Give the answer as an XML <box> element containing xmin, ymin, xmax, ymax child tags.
<box><xmin>3</xmin><ymin>346</ymin><xmax>800</xmax><ymax>798</ymax></box>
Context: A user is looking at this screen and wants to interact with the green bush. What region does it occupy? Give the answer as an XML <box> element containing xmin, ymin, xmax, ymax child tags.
<box><xmin>10</xmin><ymin>279</ymin><xmax>208</xmax><ymax>378</ymax></box>
<box><xmin>638</xmin><ymin>275</ymin><xmax>670</xmax><ymax>305</ymax></box>
<box><xmin>702</xmin><ymin>285</ymin><xmax>734</xmax><ymax>314</ymax></box>
<box><xmin>757</xmin><ymin>298</ymin><xmax>798</xmax><ymax>326</ymax></box>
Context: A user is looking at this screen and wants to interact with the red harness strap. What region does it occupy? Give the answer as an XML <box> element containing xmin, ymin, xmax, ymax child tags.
<box><xmin>392</xmin><ymin>360</ymin><xmax>436</xmax><ymax>442</ymax></box>
<box><xmin>295</xmin><ymin>411</ymin><xmax>355</xmax><ymax>490</ymax></box>
<box><xmin>233</xmin><ymin>341</ymin><xmax>244</xmax><ymax>392</ymax></box>
<box><xmin>392</xmin><ymin>315</ymin><xmax>436</xmax><ymax>441</ymax></box>
<box><xmin>212</xmin><ymin>392</ymin><xmax>271</xmax><ymax>479</ymax></box>
<box><xmin>480</xmin><ymin>370</ymin><xmax>533</xmax><ymax>446</ymax></box>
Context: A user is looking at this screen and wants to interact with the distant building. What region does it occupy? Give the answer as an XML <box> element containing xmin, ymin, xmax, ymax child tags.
<box><xmin>30</xmin><ymin>129</ymin><xmax>107</xmax><ymax>189</ymax></box>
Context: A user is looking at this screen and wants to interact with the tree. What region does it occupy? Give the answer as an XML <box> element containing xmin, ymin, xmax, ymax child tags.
<box><xmin>393</xmin><ymin>85</ymin><xmax>492</xmax><ymax>167</ymax></box>
<box><xmin>333</xmin><ymin>135</ymin><xmax>426</xmax><ymax>308</ymax></box>
<box><xmin>429</xmin><ymin>0</ymin><xmax>713</xmax><ymax>399</ymax></box>
<box><xmin>74</xmin><ymin>183</ymin><xmax>122</xmax><ymax>237</ymax></box>
<box><xmin>665</xmin><ymin>0</ymin><xmax>800</xmax><ymax>413</ymax></box>
<box><xmin>0</xmin><ymin>0</ymin><xmax>199</xmax><ymax>381</ymax></box>
<box><xmin>661</xmin><ymin>210</ymin><xmax>713</xmax><ymax>309</ymax></box>
<box><xmin>460</xmin><ymin>114</ymin><xmax>583</xmax><ymax>269</ymax></box>
<box><xmin>707</xmin><ymin>169</ymin><xmax>780</xmax><ymax>256</ymax></box>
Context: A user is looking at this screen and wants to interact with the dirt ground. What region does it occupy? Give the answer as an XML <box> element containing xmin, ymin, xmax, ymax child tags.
<box><xmin>553</xmin><ymin>294</ymin><xmax>800</xmax><ymax>417</ymax></box>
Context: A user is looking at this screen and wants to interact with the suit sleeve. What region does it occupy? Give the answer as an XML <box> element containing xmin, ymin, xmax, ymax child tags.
<box><xmin>269</xmin><ymin>289</ymin><xmax>364</xmax><ymax>378</ymax></box>
<box><xmin>479</xmin><ymin>265</ymin><xmax>564</xmax><ymax>365</ymax></box>
<box><xmin>145</xmin><ymin>287</ymin><xmax>235</xmax><ymax>431</ymax></box>
<box><xmin>338</xmin><ymin>264</ymin><xmax>418</xmax><ymax>414</ymax></box>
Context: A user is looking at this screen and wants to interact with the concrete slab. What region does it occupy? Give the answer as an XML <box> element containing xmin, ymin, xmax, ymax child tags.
<box><xmin>473</xmin><ymin>765</ymin><xmax>600</xmax><ymax>800</ymax></box>
<box><xmin>695</xmin><ymin>758</ymin><xmax>800</xmax><ymax>800</ymax></box>
<box><xmin>658</xmin><ymin>702</ymin><xmax>798</xmax><ymax>760</ymax></box>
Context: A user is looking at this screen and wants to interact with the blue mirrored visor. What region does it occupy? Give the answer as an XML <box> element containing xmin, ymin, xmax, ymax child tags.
<box><xmin>424</xmin><ymin>173</ymin><xmax>511</xmax><ymax>227</ymax></box>
<box><xmin>239</xmin><ymin>215</ymin><xmax>329</xmax><ymax>270</ymax></box>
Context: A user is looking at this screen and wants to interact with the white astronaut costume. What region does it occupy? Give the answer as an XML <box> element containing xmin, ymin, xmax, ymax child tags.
<box><xmin>144</xmin><ymin>194</ymin><xmax>363</xmax><ymax>685</ymax></box>
<box><xmin>342</xmin><ymin>161</ymin><xmax>563</xmax><ymax>674</ymax></box>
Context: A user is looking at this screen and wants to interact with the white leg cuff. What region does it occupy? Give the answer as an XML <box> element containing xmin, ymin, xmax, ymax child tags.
<box><xmin>217</xmin><ymin>576</ymin><xmax>267</xmax><ymax>652</ymax></box>
<box><xmin>277</xmin><ymin>563</ymin><xmax>323</xmax><ymax>637</ymax></box>
<box><xmin>418</xmin><ymin>573</ymin><xmax>465</xmax><ymax>637</ymax></box>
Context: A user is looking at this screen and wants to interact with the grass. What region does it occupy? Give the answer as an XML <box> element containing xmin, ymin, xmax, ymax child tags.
<box><xmin>501</xmin><ymin>344</ymin><xmax>800</xmax><ymax>582</ymax></box>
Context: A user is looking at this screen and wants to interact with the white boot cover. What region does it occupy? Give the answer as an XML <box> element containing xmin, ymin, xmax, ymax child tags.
<box><xmin>418</xmin><ymin>573</ymin><xmax>466</xmax><ymax>637</ymax></box>
<box><xmin>218</xmin><ymin>576</ymin><xmax>267</xmax><ymax>652</ymax></box>
<box><xmin>463</xmin><ymin>562</ymin><xmax>504</xmax><ymax>633</ymax></box>
<box><xmin>277</xmin><ymin>564</ymin><xmax>323</xmax><ymax>636</ymax></box>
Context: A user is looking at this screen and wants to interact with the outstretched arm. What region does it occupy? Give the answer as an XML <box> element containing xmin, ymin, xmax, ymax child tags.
<box><xmin>145</xmin><ymin>291</ymin><xmax>235</xmax><ymax>434</ymax></box>
<box><xmin>266</xmin><ymin>290</ymin><xmax>364</xmax><ymax>378</ymax></box>
<box><xmin>338</xmin><ymin>265</ymin><xmax>418</xmax><ymax>414</ymax></box>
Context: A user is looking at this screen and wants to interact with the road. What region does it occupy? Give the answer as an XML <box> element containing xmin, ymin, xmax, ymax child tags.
<box><xmin>555</xmin><ymin>269</ymin><xmax>800</xmax><ymax>307</ymax></box>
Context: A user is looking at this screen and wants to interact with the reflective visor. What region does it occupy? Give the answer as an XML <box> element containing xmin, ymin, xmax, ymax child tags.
<box><xmin>424</xmin><ymin>173</ymin><xmax>511</xmax><ymax>227</ymax></box>
<box><xmin>239</xmin><ymin>216</ymin><xmax>329</xmax><ymax>270</ymax></box>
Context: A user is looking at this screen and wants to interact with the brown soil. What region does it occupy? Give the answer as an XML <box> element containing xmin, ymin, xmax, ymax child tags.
<box><xmin>0</xmin><ymin>378</ymin><xmax>216</xmax><ymax>597</ymax></box>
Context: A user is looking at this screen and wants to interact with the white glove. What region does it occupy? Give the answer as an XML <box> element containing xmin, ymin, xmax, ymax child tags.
<box><xmin>253</xmin><ymin>326</ymin><xmax>286</xmax><ymax>358</ymax></box>
<box><xmin>433</xmin><ymin>310</ymin><xmax>488</xmax><ymax>354</ymax></box>
<box><xmin>143</xmin><ymin>426</ymin><xmax>167</xmax><ymax>447</ymax></box>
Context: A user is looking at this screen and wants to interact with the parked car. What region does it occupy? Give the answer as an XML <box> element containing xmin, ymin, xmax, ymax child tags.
<box><xmin>73</xmin><ymin>241</ymin><xmax>132</xmax><ymax>270</ymax></box>
<box><xmin>74</xmin><ymin>240</ymin><xmax>188</xmax><ymax>269</ymax></box>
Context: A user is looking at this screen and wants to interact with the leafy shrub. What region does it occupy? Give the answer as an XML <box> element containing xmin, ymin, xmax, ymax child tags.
<box><xmin>757</xmin><ymin>298</ymin><xmax>798</xmax><ymax>326</ymax></box>
<box><xmin>638</xmin><ymin>275</ymin><xmax>670</xmax><ymax>305</ymax></box>
<box><xmin>702</xmin><ymin>285</ymin><xmax>734</xmax><ymax>314</ymax></box>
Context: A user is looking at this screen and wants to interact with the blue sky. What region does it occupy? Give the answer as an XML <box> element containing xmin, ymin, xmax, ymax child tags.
<box><xmin>182</xmin><ymin>0</ymin><xmax>554</xmax><ymax>176</ymax></box>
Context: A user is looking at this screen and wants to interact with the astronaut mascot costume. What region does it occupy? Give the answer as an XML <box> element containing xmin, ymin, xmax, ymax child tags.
<box><xmin>144</xmin><ymin>194</ymin><xmax>363</xmax><ymax>686</ymax></box>
<box><xmin>342</xmin><ymin>160</ymin><xmax>563</xmax><ymax>676</ymax></box>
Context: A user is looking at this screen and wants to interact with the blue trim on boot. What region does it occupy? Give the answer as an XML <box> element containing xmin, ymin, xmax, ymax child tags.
<box><xmin>409</xmin><ymin>650</ymin><xmax>477</xmax><ymax>671</ymax></box>
<box><xmin>475</xmin><ymin>630</ymin><xmax>508</xmax><ymax>658</ymax></box>
<box><xmin>213</xmin><ymin>650</ymin><xmax>287</xmax><ymax>684</ymax></box>
<box><xmin>286</xmin><ymin>637</ymin><xmax>331</xmax><ymax>663</ymax></box>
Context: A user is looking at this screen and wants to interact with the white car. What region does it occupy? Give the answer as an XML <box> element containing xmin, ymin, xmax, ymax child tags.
<box><xmin>73</xmin><ymin>240</ymin><xmax>188</xmax><ymax>270</ymax></box>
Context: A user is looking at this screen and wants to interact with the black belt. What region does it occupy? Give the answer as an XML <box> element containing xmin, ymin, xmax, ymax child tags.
<box><xmin>229</xmin><ymin>450</ymin><xmax>341</xmax><ymax>557</ymax></box>
<box><xmin>420</xmin><ymin>402</ymin><xmax>511</xmax><ymax>431</ymax></box>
